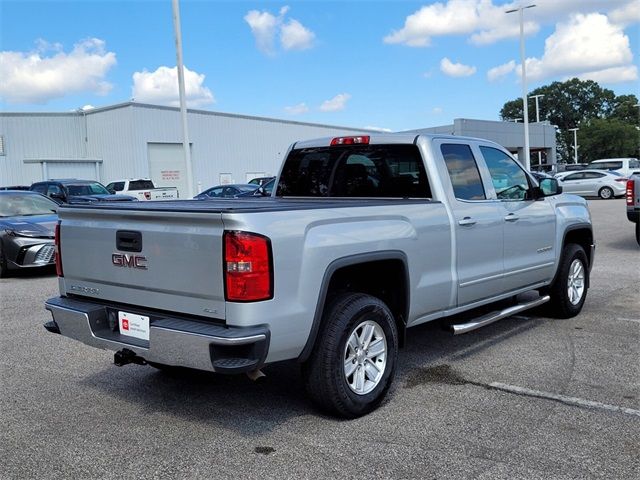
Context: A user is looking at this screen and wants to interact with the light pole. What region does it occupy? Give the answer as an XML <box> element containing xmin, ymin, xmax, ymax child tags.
<box><xmin>506</xmin><ymin>3</ymin><xmax>536</xmax><ymax>170</ymax></box>
<box><xmin>531</xmin><ymin>94</ymin><xmax>544</xmax><ymax>166</ymax></box>
<box><xmin>172</xmin><ymin>0</ymin><xmax>195</xmax><ymax>198</ymax></box>
<box><xmin>569</xmin><ymin>127</ymin><xmax>579</xmax><ymax>164</ymax></box>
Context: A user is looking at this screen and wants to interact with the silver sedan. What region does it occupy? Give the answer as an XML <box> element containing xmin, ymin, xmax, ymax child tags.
<box><xmin>555</xmin><ymin>169</ymin><xmax>627</xmax><ymax>199</ymax></box>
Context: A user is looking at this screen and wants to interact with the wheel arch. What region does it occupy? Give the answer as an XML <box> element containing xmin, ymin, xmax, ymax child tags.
<box><xmin>558</xmin><ymin>224</ymin><xmax>594</xmax><ymax>287</ymax></box>
<box><xmin>298</xmin><ymin>251</ymin><xmax>410</xmax><ymax>363</ymax></box>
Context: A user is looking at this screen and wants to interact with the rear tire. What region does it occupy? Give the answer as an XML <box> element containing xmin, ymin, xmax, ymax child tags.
<box><xmin>302</xmin><ymin>293</ymin><xmax>398</xmax><ymax>418</ymax></box>
<box><xmin>0</xmin><ymin>246</ymin><xmax>8</xmax><ymax>278</ymax></box>
<box><xmin>599</xmin><ymin>187</ymin><xmax>614</xmax><ymax>199</ymax></box>
<box><xmin>546</xmin><ymin>244</ymin><xmax>589</xmax><ymax>318</ymax></box>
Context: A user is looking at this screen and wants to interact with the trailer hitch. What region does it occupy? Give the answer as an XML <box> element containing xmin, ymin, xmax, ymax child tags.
<box><xmin>114</xmin><ymin>348</ymin><xmax>147</xmax><ymax>367</ymax></box>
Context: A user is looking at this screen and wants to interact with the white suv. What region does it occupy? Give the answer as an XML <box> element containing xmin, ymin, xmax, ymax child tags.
<box><xmin>587</xmin><ymin>158</ymin><xmax>640</xmax><ymax>177</ymax></box>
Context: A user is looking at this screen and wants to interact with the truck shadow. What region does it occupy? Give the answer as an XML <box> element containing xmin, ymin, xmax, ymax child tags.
<box><xmin>79</xmin><ymin>314</ymin><xmax>542</xmax><ymax>435</ymax></box>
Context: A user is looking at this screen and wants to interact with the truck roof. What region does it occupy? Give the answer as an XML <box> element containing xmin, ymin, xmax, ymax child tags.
<box><xmin>293</xmin><ymin>133</ymin><xmax>500</xmax><ymax>149</ymax></box>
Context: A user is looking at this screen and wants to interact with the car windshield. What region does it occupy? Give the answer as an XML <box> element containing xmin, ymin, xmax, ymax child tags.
<box><xmin>0</xmin><ymin>194</ymin><xmax>58</xmax><ymax>217</ymax></box>
<box><xmin>66</xmin><ymin>183</ymin><xmax>110</xmax><ymax>196</ymax></box>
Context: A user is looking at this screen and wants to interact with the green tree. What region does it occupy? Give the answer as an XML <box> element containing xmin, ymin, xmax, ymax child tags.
<box><xmin>578</xmin><ymin>118</ymin><xmax>640</xmax><ymax>163</ymax></box>
<box><xmin>500</xmin><ymin>78</ymin><xmax>620</xmax><ymax>163</ymax></box>
<box><xmin>611</xmin><ymin>94</ymin><xmax>640</xmax><ymax>124</ymax></box>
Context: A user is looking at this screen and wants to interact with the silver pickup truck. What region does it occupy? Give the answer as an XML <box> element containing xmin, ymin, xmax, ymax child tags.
<box><xmin>45</xmin><ymin>134</ymin><xmax>594</xmax><ymax>417</ymax></box>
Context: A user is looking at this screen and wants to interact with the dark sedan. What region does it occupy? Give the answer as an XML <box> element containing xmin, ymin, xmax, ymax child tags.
<box><xmin>0</xmin><ymin>191</ymin><xmax>59</xmax><ymax>277</ymax></box>
<box><xmin>194</xmin><ymin>184</ymin><xmax>258</xmax><ymax>199</ymax></box>
<box><xmin>30</xmin><ymin>179</ymin><xmax>136</xmax><ymax>204</ymax></box>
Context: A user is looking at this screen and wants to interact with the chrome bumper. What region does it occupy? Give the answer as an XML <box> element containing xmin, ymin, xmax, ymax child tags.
<box><xmin>45</xmin><ymin>296</ymin><xmax>269</xmax><ymax>374</ymax></box>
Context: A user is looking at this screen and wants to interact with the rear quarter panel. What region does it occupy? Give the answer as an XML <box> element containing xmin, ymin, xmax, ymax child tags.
<box><xmin>222</xmin><ymin>202</ymin><xmax>453</xmax><ymax>363</ymax></box>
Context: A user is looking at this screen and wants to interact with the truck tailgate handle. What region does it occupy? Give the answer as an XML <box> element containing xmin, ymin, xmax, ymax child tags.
<box><xmin>504</xmin><ymin>213</ymin><xmax>519</xmax><ymax>222</ymax></box>
<box><xmin>116</xmin><ymin>230</ymin><xmax>142</xmax><ymax>252</ymax></box>
<box><xmin>458</xmin><ymin>217</ymin><xmax>477</xmax><ymax>226</ymax></box>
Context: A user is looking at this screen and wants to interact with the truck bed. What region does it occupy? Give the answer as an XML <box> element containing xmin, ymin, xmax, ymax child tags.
<box><xmin>59</xmin><ymin>197</ymin><xmax>438</xmax><ymax>214</ymax></box>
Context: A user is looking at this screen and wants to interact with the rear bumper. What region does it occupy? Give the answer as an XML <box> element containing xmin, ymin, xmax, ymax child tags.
<box><xmin>45</xmin><ymin>296</ymin><xmax>270</xmax><ymax>374</ymax></box>
<box><xmin>627</xmin><ymin>208</ymin><xmax>639</xmax><ymax>223</ymax></box>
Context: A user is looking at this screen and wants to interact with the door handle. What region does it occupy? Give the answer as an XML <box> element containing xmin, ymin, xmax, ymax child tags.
<box><xmin>504</xmin><ymin>213</ymin><xmax>519</xmax><ymax>222</ymax></box>
<box><xmin>458</xmin><ymin>217</ymin><xmax>477</xmax><ymax>226</ymax></box>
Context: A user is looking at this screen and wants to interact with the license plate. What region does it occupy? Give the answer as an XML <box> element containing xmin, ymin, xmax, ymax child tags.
<box><xmin>118</xmin><ymin>311</ymin><xmax>150</xmax><ymax>341</ymax></box>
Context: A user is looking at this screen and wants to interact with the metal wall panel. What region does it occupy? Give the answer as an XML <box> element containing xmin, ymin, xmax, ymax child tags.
<box><xmin>2</xmin><ymin>103</ymin><xmax>373</xmax><ymax>188</ymax></box>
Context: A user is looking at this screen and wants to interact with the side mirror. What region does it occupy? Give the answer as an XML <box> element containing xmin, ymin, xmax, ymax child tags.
<box><xmin>539</xmin><ymin>178</ymin><xmax>562</xmax><ymax>196</ymax></box>
<box><xmin>49</xmin><ymin>192</ymin><xmax>66</xmax><ymax>202</ymax></box>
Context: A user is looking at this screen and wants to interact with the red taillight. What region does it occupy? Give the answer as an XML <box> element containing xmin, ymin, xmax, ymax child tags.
<box><xmin>224</xmin><ymin>231</ymin><xmax>272</xmax><ymax>302</ymax></box>
<box><xmin>627</xmin><ymin>179</ymin><xmax>635</xmax><ymax>206</ymax></box>
<box><xmin>54</xmin><ymin>222</ymin><xmax>63</xmax><ymax>277</ymax></box>
<box><xmin>330</xmin><ymin>135</ymin><xmax>370</xmax><ymax>146</ymax></box>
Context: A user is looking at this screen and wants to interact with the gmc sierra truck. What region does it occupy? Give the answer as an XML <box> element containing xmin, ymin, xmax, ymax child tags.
<box><xmin>44</xmin><ymin>134</ymin><xmax>595</xmax><ymax>417</ymax></box>
<box><xmin>627</xmin><ymin>175</ymin><xmax>640</xmax><ymax>245</ymax></box>
<box><xmin>105</xmin><ymin>179</ymin><xmax>179</xmax><ymax>201</ymax></box>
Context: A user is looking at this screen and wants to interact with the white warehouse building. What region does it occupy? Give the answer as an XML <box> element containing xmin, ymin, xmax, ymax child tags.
<box><xmin>0</xmin><ymin>102</ymin><xmax>375</xmax><ymax>195</ymax></box>
<box><xmin>0</xmin><ymin>102</ymin><xmax>557</xmax><ymax>194</ymax></box>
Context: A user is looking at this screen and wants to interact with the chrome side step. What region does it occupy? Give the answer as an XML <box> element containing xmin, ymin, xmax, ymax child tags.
<box><xmin>451</xmin><ymin>295</ymin><xmax>550</xmax><ymax>335</ymax></box>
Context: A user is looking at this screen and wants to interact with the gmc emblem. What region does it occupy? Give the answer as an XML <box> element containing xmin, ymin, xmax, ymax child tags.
<box><xmin>112</xmin><ymin>253</ymin><xmax>148</xmax><ymax>270</ymax></box>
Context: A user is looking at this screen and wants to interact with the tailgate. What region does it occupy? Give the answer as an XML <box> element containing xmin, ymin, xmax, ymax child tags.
<box><xmin>58</xmin><ymin>206</ymin><xmax>226</xmax><ymax>320</ymax></box>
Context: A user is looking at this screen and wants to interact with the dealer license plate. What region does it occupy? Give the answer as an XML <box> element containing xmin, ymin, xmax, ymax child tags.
<box><xmin>118</xmin><ymin>311</ymin><xmax>150</xmax><ymax>341</ymax></box>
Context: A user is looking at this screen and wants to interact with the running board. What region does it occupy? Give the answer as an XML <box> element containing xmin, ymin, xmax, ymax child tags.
<box><xmin>451</xmin><ymin>295</ymin><xmax>550</xmax><ymax>335</ymax></box>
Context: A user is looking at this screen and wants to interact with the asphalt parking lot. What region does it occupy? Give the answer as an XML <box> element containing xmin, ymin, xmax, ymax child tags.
<box><xmin>1</xmin><ymin>198</ymin><xmax>638</xmax><ymax>479</ymax></box>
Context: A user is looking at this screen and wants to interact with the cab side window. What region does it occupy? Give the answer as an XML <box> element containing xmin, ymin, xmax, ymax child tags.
<box><xmin>47</xmin><ymin>184</ymin><xmax>63</xmax><ymax>196</ymax></box>
<box><xmin>441</xmin><ymin>144</ymin><xmax>486</xmax><ymax>200</ymax></box>
<box><xmin>31</xmin><ymin>184</ymin><xmax>47</xmax><ymax>194</ymax></box>
<box><xmin>480</xmin><ymin>147</ymin><xmax>530</xmax><ymax>201</ymax></box>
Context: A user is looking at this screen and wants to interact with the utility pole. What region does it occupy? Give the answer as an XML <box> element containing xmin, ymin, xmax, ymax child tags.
<box><xmin>172</xmin><ymin>0</ymin><xmax>194</xmax><ymax>198</ymax></box>
<box><xmin>506</xmin><ymin>4</ymin><xmax>536</xmax><ymax>170</ymax></box>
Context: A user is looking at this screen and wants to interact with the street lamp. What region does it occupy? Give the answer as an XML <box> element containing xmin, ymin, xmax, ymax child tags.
<box><xmin>530</xmin><ymin>94</ymin><xmax>544</xmax><ymax>122</ymax></box>
<box><xmin>569</xmin><ymin>127</ymin><xmax>579</xmax><ymax>164</ymax></box>
<box><xmin>506</xmin><ymin>3</ymin><xmax>536</xmax><ymax>170</ymax></box>
<box><xmin>530</xmin><ymin>94</ymin><xmax>544</xmax><ymax>166</ymax></box>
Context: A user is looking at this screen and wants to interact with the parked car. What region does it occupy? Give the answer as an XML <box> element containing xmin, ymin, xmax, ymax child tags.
<box><xmin>194</xmin><ymin>183</ymin><xmax>258</xmax><ymax>199</ymax></box>
<box><xmin>45</xmin><ymin>133</ymin><xmax>594</xmax><ymax>418</ymax></box>
<box><xmin>0</xmin><ymin>185</ymin><xmax>30</xmax><ymax>191</ymax></box>
<box><xmin>626</xmin><ymin>175</ymin><xmax>640</xmax><ymax>245</ymax></box>
<box><xmin>556</xmin><ymin>163</ymin><xmax>588</xmax><ymax>173</ymax></box>
<box><xmin>30</xmin><ymin>179</ymin><xmax>137</xmax><ymax>204</ymax></box>
<box><xmin>238</xmin><ymin>178</ymin><xmax>275</xmax><ymax>197</ymax></box>
<box><xmin>587</xmin><ymin>158</ymin><xmax>640</xmax><ymax>177</ymax></box>
<box><xmin>0</xmin><ymin>191</ymin><xmax>58</xmax><ymax>277</ymax></box>
<box><xmin>248</xmin><ymin>176</ymin><xmax>275</xmax><ymax>187</ymax></box>
<box><xmin>555</xmin><ymin>170</ymin><xmax>627</xmax><ymax>199</ymax></box>
<box><xmin>105</xmin><ymin>178</ymin><xmax>179</xmax><ymax>201</ymax></box>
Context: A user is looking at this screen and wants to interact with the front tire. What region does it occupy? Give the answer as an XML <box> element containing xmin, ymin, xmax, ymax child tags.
<box><xmin>547</xmin><ymin>244</ymin><xmax>589</xmax><ymax>318</ymax></box>
<box><xmin>0</xmin><ymin>245</ymin><xmax>8</xmax><ymax>278</ymax></box>
<box><xmin>599</xmin><ymin>187</ymin><xmax>614</xmax><ymax>199</ymax></box>
<box><xmin>302</xmin><ymin>293</ymin><xmax>398</xmax><ymax>418</ymax></box>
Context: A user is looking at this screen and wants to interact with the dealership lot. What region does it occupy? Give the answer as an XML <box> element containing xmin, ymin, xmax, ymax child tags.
<box><xmin>1</xmin><ymin>199</ymin><xmax>638</xmax><ymax>479</ymax></box>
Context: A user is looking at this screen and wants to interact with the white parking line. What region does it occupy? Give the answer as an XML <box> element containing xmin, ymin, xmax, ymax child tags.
<box><xmin>488</xmin><ymin>382</ymin><xmax>640</xmax><ymax>418</ymax></box>
<box><xmin>616</xmin><ymin>317</ymin><xmax>640</xmax><ymax>324</ymax></box>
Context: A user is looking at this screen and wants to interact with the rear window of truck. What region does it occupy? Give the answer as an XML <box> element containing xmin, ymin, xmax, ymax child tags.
<box><xmin>129</xmin><ymin>180</ymin><xmax>155</xmax><ymax>190</ymax></box>
<box><xmin>277</xmin><ymin>144</ymin><xmax>431</xmax><ymax>198</ymax></box>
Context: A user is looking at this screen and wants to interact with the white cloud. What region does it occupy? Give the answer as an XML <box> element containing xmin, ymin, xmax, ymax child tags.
<box><xmin>432</xmin><ymin>107</ymin><xmax>443</xmax><ymax>114</ymax></box>
<box><xmin>383</xmin><ymin>0</ymin><xmax>638</xmax><ymax>47</ymax></box>
<box><xmin>524</xmin><ymin>13</ymin><xmax>636</xmax><ymax>83</ymax></box>
<box><xmin>245</xmin><ymin>6</ymin><xmax>315</xmax><ymax>55</ymax></box>
<box><xmin>284</xmin><ymin>102</ymin><xmax>309</xmax><ymax>115</ymax></box>
<box><xmin>576</xmin><ymin>65</ymin><xmax>639</xmax><ymax>84</ymax></box>
<box><xmin>609</xmin><ymin>1</ymin><xmax>640</xmax><ymax>26</ymax></box>
<box><xmin>0</xmin><ymin>38</ymin><xmax>116</xmax><ymax>104</ymax></box>
<box><xmin>440</xmin><ymin>57</ymin><xmax>476</xmax><ymax>77</ymax></box>
<box><xmin>487</xmin><ymin>60</ymin><xmax>516</xmax><ymax>82</ymax></box>
<box><xmin>132</xmin><ymin>65</ymin><xmax>215</xmax><ymax>108</ymax></box>
<box><xmin>280</xmin><ymin>19</ymin><xmax>315</xmax><ymax>50</ymax></box>
<box><xmin>320</xmin><ymin>93</ymin><xmax>351</xmax><ymax>112</ymax></box>
<box><xmin>81</xmin><ymin>104</ymin><xmax>95</xmax><ymax>111</ymax></box>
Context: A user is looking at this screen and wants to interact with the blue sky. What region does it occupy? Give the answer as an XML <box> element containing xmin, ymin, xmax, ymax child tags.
<box><xmin>1</xmin><ymin>0</ymin><xmax>638</xmax><ymax>131</ymax></box>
